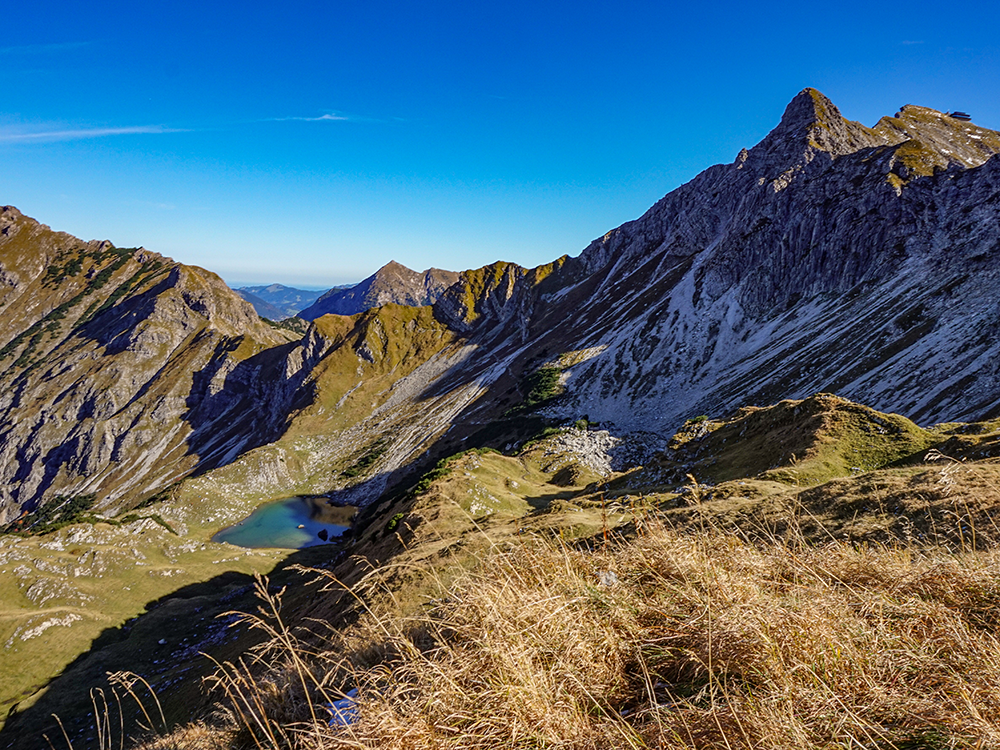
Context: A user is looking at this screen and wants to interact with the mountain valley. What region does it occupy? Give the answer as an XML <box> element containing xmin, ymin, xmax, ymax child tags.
<box><xmin>3</xmin><ymin>88</ymin><xmax>1000</xmax><ymax>748</ymax></box>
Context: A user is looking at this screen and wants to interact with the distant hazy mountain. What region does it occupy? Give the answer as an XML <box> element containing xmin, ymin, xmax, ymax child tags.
<box><xmin>234</xmin><ymin>283</ymin><xmax>328</xmax><ymax>318</ymax></box>
<box><xmin>298</xmin><ymin>261</ymin><xmax>460</xmax><ymax>320</ymax></box>
<box><xmin>234</xmin><ymin>290</ymin><xmax>287</xmax><ymax>320</ymax></box>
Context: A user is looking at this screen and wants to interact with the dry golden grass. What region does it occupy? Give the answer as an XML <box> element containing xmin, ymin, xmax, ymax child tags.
<box><xmin>151</xmin><ymin>509</ymin><xmax>1000</xmax><ymax>750</ymax></box>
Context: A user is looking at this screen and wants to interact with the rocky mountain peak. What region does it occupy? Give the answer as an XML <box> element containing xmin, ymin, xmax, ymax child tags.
<box><xmin>749</xmin><ymin>88</ymin><xmax>886</xmax><ymax>168</ymax></box>
<box><xmin>778</xmin><ymin>88</ymin><xmax>842</xmax><ymax>135</ymax></box>
<box><xmin>299</xmin><ymin>261</ymin><xmax>459</xmax><ymax>320</ymax></box>
<box><xmin>381</xmin><ymin>259</ymin><xmax>408</xmax><ymax>273</ymax></box>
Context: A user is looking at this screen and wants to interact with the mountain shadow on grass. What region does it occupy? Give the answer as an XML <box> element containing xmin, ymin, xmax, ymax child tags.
<box><xmin>0</xmin><ymin>544</ymin><xmax>344</xmax><ymax>750</ymax></box>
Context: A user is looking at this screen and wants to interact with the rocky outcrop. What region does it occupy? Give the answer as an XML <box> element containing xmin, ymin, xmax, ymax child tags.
<box><xmin>432</xmin><ymin>256</ymin><xmax>573</xmax><ymax>338</ymax></box>
<box><xmin>299</xmin><ymin>261</ymin><xmax>459</xmax><ymax>320</ymax></box>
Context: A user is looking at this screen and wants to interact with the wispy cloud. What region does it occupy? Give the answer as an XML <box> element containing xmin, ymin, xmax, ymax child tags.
<box><xmin>901</xmin><ymin>40</ymin><xmax>925</xmax><ymax>45</ymax></box>
<box><xmin>0</xmin><ymin>125</ymin><xmax>185</xmax><ymax>143</ymax></box>
<box><xmin>133</xmin><ymin>199</ymin><xmax>177</xmax><ymax>211</ymax></box>
<box><xmin>0</xmin><ymin>41</ymin><xmax>93</xmax><ymax>55</ymax></box>
<box><xmin>266</xmin><ymin>113</ymin><xmax>350</xmax><ymax>122</ymax></box>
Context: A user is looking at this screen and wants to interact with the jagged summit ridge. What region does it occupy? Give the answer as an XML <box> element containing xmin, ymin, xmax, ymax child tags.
<box><xmin>743</xmin><ymin>88</ymin><xmax>1000</xmax><ymax>175</ymax></box>
<box><xmin>574</xmin><ymin>88</ymin><xmax>1000</xmax><ymax>283</ymax></box>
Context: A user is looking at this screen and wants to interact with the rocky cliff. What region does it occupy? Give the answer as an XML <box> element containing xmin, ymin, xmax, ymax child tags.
<box><xmin>441</xmin><ymin>89</ymin><xmax>1000</xmax><ymax>435</ymax></box>
<box><xmin>0</xmin><ymin>207</ymin><xmax>302</xmax><ymax>523</ymax></box>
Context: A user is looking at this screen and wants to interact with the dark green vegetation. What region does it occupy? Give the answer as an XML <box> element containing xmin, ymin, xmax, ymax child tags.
<box><xmin>41</xmin><ymin>244</ymin><xmax>135</xmax><ymax>288</ymax></box>
<box><xmin>263</xmin><ymin>316</ymin><xmax>310</xmax><ymax>335</ymax></box>
<box><xmin>523</xmin><ymin>365</ymin><xmax>561</xmax><ymax>407</ymax></box>
<box><xmin>1</xmin><ymin>494</ymin><xmax>99</xmax><ymax>536</ymax></box>
<box><xmin>384</xmin><ymin>512</ymin><xmax>405</xmax><ymax>533</ymax></box>
<box><xmin>342</xmin><ymin>438</ymin><xmax>391</xmax><ymax>479</ymax></box>
<box><xmin>0</xmin><ymin>244</ymin><xmax>149</xmax><ymax>373</ymax></box>
<box><xmin>0</xmin><ymin>493</ymin><xmax>178</xmax><ymax>537</ymax></box>
<box><xmin>505</xmin><ymin>365</ymin><xmax>563</xmax><ymax>416</ymax></box>
<box><xmin>77</xmin><ymin>259</ymin><xmax>166</xmax><ymax>326</ymax></box>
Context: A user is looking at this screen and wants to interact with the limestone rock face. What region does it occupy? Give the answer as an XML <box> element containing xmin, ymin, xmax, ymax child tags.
<box><xmin>516</xmin><ymin>89</ymin><xmax>1000</xmax><ymax>431</ymax></box>
<box><xmin>0</xmin><ymin>209</ymin><xmax>297</xmax><ymax>523</ymax></box>
<box><xmin>427</xmin><ymin>89</ymin><xmax>1000</xmax><ymax>435</ymax></box>
<box><xmin>299</xmin><ymin>261</ymin><xmax>459</xmax><ymax>320</ymax></box>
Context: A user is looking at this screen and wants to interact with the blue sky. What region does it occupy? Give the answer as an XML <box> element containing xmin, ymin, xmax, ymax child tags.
<box><xmin>2</xmin><ymin>1</ymin><xmax>998</xmax><ymax>288</ymax></box>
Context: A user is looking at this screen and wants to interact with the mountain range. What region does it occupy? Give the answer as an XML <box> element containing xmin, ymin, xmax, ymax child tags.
<box><xmin>235</xmin><ymin>266</ymin><xmax>460</xmax><ymax>323</ymax></box>
<box><xmin>2</xmin><ymin>88</ymin><xmax>999</xmax><ymax>523</ymax></box>
<box><xmin>233</xmin><ymin>283</ymin><xmax>326</xmax><ymax>319</ymax></box>
<box><xmin>3</xmin><ymin>87</ymin><xmax>1000</xmax><ymax>746</ymax></box>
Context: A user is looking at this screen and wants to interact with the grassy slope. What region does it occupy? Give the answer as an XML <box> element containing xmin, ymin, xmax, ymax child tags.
<box><xmin>124</xmin><ymin>394</ymin><xmax>1000</xmax><ymax>750</ymax></box>
<box><xmin>6</xmin><ymin>385</ymin><xmax>1000</xmax><ymax>748</ymax></box>
<box><xmin>0</xmin><ymin>518</ymin><xmax>288</xmax><ymax>740</ymax></box>
<box><xmin>0</xmin><ymin>303</ymin><xmax>464</xmax><ymax>746</ymax></box>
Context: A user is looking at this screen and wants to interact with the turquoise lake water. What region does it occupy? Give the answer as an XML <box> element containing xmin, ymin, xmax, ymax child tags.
<box><xmin>212</xmin><ymin>496</ymin><xmax>355</xmax><ymax>549</ymax></box>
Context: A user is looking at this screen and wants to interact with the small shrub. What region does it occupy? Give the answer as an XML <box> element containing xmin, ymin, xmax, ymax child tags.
<box><xmin>506</xmin><ymin>366</ymin><xmax>564</xmax><ymax>415</ymax></box>
<box><xmin>263</xmin><ymin>317</ymin><xmax>309</xmax><ymax>335</ymax></box>
<box><xmin>2</xmin><ymin>494</ymin><xmax>100</xmax><ymax>536</ymax></box>
<box><xmin>523</xmin><ymin>366</ymin><xmax>562</xmax><ymax>409</ymax></box>
<box><xmin>385</xmin><ymin>512</ymin><xmax>405</xmax><ymax>534</ymax></box>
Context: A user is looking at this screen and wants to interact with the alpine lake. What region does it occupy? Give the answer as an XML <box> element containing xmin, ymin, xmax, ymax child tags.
<box><xmin>213</xmin><ymin>495</ymin><xmax>356</xmax><ymax>549</ymax></box>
